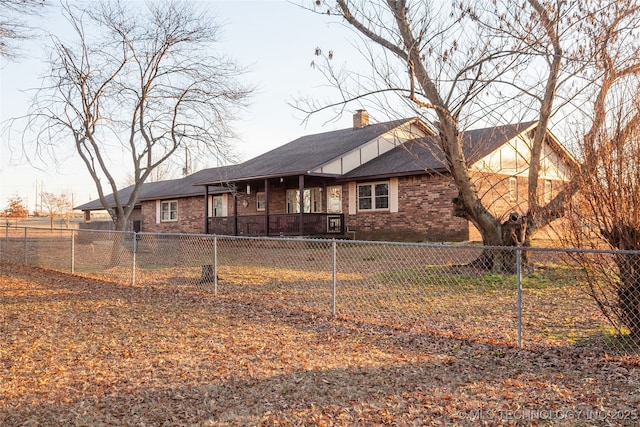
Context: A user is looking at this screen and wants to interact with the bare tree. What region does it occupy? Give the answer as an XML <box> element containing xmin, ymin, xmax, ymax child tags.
<box><xmin>562</xmin><ymin>74</ymin><xmax>640</xmax><ymax>338</ymax></box>
<box><xmin>543</xmin><ymin>0</ymin><xmax>640</xmax><ymax>339</ymax></box>
<box><xmin>0</xmin><ymin>0</ymin><xmax>47</xmax><ymax>58</ymax></box>
<box><xmin>298</xmin><ymin>1</ymin><xmax>640</xmax><ymax>269</ymax></box>
<box><xmin>523</xmin><ymin>0</ymin><xmax>640</xmax><ymax>236</ymax></box>
<box><xmin>40</xmin><ymin>191</ymin><xmax>72</xmax><ymax>229</ymax></box>
<box><xmin>18</xmin><ymin>0</ymin><xmax>251</xmax><ymax>231</ymax></box>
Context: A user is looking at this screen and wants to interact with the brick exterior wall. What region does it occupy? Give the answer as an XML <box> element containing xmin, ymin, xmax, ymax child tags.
<box><xmin>134</xmin><ymin>173</ymin><xmax>568</xmax><ymax>242</ymax></box>
<box><xmin>235</xmin><ymin>181</ymin><xmax>289</xmax><ymax>215</ymax></box>
<box><xmin>343</xmin><ymin>174</ymin><xmax>469</xmax><ymax>242</ymax></box>
<box><xmin>140</xmin><ymin>196</ymin><xmax>206</xmax><ymax>234</ymax></box>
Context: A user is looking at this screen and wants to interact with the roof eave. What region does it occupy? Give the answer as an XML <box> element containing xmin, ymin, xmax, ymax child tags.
<box><xmin>544</xmin><ymin>128</ymin><xmax>580</xmax><ymax>170</ymax></box>
<box><xmin>75</xmin><ymin>201</ymin><xmax>142</xmax><ymax>212</ymax></box>
<box><xmin>337</xmin><ymin>167</ymin><xmax>449</xmax><ymax>182</ymax></box>
<box><xmin>195</xmin><ymin>170</ymin><xmax>339</xmax><ymax>186</ymax></box>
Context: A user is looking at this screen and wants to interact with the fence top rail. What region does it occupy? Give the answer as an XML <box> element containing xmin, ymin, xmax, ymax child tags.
<box><xmin>136</xmin><ymin>231</ymin><xmax>216</xmax><ymax>239</ymax></box>
<box><xmin>9</xmin><ymin>225</ymin><xmax>639</xmax><ymax>255</ymax></box>
<box><xmin>129</xmin><ymin>232</ymin><xmax>640</xmax><ymax>255</ymax></box>
<box><xmin>517</xmin><ymin>245</ymin><xmax>640</xmax><ymax>256</ymax></box>
<box><xmin>4</xmin><ymin>225</ymin><xmax>126</xmax><ymax>236</ymax></box>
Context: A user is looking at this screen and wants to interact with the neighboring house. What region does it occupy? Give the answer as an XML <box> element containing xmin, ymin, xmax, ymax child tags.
<box><xmin>76</xmin><ymin>110</ymin><xmax>577</xmax><ymax>242</ymax></box>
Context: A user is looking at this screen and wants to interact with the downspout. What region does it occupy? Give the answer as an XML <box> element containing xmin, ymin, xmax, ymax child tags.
<box><xmin>204</xmin><ymin>185</ymin><xmax>209</xmax><ymax>234</ymax></box>
<box><xmin>265</xmin><ymin>178</ymin><xmax>270</xmax><ymax>236</ymax></box>
<box><xmin>233</xmin><ymin>192</ymin><xmax>238</xmax><ymax>236</ymax></box>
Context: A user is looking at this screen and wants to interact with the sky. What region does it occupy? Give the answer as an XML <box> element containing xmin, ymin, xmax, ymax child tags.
<box><xmin>0</xmin><ymin>0</ymin><xmax>371</xmax><ymax>211</ymax></box>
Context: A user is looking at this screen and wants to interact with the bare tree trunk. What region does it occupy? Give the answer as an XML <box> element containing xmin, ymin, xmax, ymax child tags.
<box><xmin>465</xmin><ymin>213</ymin><xmax>526</xmax><ymax>273</ymax></box>
<box><xmin>108</xmin><ymin>213</ymin><xmax>129</xmax><ymax>267</ymax></box>
<box><xmin>617</xmin><ymin>260</ymin><xmax>640</xmax><ymax>338</ymax></box>
<box><xmin>604</xmin><ymin>225</ymin><xmax>640</xmax><ymax>338</ymax></box>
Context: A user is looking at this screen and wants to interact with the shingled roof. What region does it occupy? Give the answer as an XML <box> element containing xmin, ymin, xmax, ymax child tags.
<box><xmin>75</xmin><ymin>117</ymin><xmax>420</xmax><ymax>210</ymax></box>
<box><xmin>341</xmin><ymin>121</ymin><xmax>538</xmax><ymax>179</ymax></box>
<box><xmin>74</xmin><ymin>168</ymin><xmax>229</xmax><ymax>211</ymax></box>
<box><xmin>193</xmin><ymin>118</ymin><xmax>419</xmax><ymax>185</ymax></box>
<box><xmin>76</xmin><ymin>119</ymin><xmax>552</xmax><ymax>211</ymax></box>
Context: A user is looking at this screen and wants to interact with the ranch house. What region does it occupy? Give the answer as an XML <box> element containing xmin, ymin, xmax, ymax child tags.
<box><xmin>76</xmin><ymin>111</ymin><xmax>577</xmax><ymax>242</ymax></box>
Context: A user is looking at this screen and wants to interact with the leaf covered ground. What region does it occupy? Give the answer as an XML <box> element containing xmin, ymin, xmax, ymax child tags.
<box><xmin>1</xmin><ymin>262</ymin><xmax>639</xmax><ymax>426</ymax></box>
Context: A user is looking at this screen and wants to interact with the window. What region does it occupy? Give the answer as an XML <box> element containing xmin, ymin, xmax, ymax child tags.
<box><xmin>508</xmin><ymin>177</ymin><xmax>518</xmax><ymax>201</ymax></box>
<box><xmin>310</xmin><ymin>188</ymin><xmax>322</xmax><ymax>212</ymax></box>
<box><xmin>286</xmin><ymin>188</ymin><xmax>322</xmax><ymax>213</ymax></box>
<box><xmin>207</xmin><ymin>195</ymin><xmax>228</xmax><ymax>217</ymax></box>
<box><xmin>327</xmin><ymin>186</ymin><xmax>342</xmax><ymax>213</ymax></box>
<box><xmin>542</xmin><ymin>180</ymin><xmax>552</xmax><ymax>204</ymax></box>
<box><xmin>161</xmin><ymin>201</ymin><xmax>178</xmax><ymax>221</ymax></box>
<box><xmin>286</xmin><ymin>190</ymin><xmax>299</xmax><ymax>213</ymax></box>
<box><xmin>256</xmin><ymin>192</ymin><xmax>266</xmax><ymax>211</ymax></box>
<box><xmin>358</xmin><ymin>182</ymin><xmax>389</xmax><ymax>211</ymax></box>
<box><xmin>213</xmin><ymin>196</ymin><xmax>223</xmax><ymax>217</ymax></box>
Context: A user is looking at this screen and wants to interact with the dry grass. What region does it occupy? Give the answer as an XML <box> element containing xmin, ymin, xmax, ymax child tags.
<box><xmin>1</xmin><ymin>262</ymin><xmax>640</xmax><ymax>426</ymax></box>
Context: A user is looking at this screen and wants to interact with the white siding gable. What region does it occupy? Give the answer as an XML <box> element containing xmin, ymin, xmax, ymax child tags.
<box><xmin>470</xmin><ymin>132</ymin><xmax>571</xmax><ymax>181</ymax></box>
<box><xmin>312</xmin><ymin>122</ymin><xmax>431</xmax><ymax>175</ymax></box>
<box><xmin>539</xmin><ymin>144</ymin><xmax>571</xmax><ymax>180</ymax></box>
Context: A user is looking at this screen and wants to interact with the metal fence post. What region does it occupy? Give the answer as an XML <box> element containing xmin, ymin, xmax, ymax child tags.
<box><xmin>516</xmin><ymin>247</ymin><xmax>523</xmax><ymax>349</ymax></box>
<box><xmin>213</xmin><ymin>235</ymin><xmax>218</xmax><ymax>295</ymax></box>
<box><xmin>23</xmin><ymin>227</ymin><xmax>27</xmax><ymax>265</ymax></box>
<box><xmin>132</xmin><ymin>232</ymin><xmax>137</xmax><ymax>286</ymax></box>
<box><xmin>71</xmin><ymin>230</ymin><xmax>75</xmax><ymax>274</ymax></box>
<box><xmin>331</xmin><ymin>239</ymin><xmax>337</xmax><ymax>316</ymax></box>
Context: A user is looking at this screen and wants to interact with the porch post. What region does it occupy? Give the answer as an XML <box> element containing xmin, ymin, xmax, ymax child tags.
<box><xmin>264</xmin><ymin>178</ymin><xmax>270</xmax><ymax>236</ymax></box>
<box><xmin>298</xmin><ymin>175</ymin><xmax>304</xmax><ymax>235</ymax></box>
<box><xmin>233</xmin><ymin>192</ymin><xmax>238</xmax><ymax>236</ymax></box>
<box><xmin>204</xmin><ymin>185</ymin><xmax>209</xmax><ymax>234</ymax></box>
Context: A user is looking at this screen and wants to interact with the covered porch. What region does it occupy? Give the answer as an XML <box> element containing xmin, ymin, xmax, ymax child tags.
<box><xmin>208</xmin><ymin>212</ymin><xmax>344</xmax><ymax>237</ymax></box>
<box><xmin>202</xmin><ymin>174</ymin><xmax>345</xmax><ymax>238</ymax></box>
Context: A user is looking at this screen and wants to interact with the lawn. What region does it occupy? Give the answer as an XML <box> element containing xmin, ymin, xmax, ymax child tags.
<box><xmin>1</xmin><ymin>262</ymin><xmax>639</xmax><ymax>426</ymax></box>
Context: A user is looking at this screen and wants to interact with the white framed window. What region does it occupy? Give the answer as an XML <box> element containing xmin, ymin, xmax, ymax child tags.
<box><xmin>286</xmin><ymin>188</ymin><xmax>322</xmax><ymax>213</ymax></box>
<box><xmin>256</xmin><ymin>192</ymin><xmax>266</xmax><ymax>211</ymax></box>
<box><xmin>327</xmin><ymin>186</ymin><xmax>342</xmax><ymax>213</ymax></box>
<box><xmin>358</xmin><ymin>182</ymin><xmax>389</xmax><ymax>211</ymax></box>
<box><xmin>161</xmin><ymin>200</ymin><xmax>178</xmax><ymax>222</ymax></box>
<box><xmin>208</xmin><ymin>195</ymin><xmax>228</xmax><ymax>217</ymax></box>
<box><xmin>213</xmin><ymin>196</ymin><xmax>223</xmax><ymax>217</ymax></box>
<box><xmin>509</xmin><ymin>177</ymin><xmax>518</xmax><ymax>201</ymax></box>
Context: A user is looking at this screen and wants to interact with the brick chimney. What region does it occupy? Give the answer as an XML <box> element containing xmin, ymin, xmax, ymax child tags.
<box><xmin>353</xmin><ymin>109</ymin><xmax>369</xmax><ymax>129</ymax></box>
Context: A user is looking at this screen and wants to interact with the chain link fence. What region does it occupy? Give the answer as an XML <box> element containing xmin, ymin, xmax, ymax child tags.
<box><xmin>2</xmin><ymin>225</ymin><xmax>639</xmax><ymax>353</ymax></box>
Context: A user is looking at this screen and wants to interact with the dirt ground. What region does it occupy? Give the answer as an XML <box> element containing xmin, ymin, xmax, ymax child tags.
<box><xmin>1</xmin><ymin>262</ymin><xmax>639</xmax><ymax>426</ymax></box>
